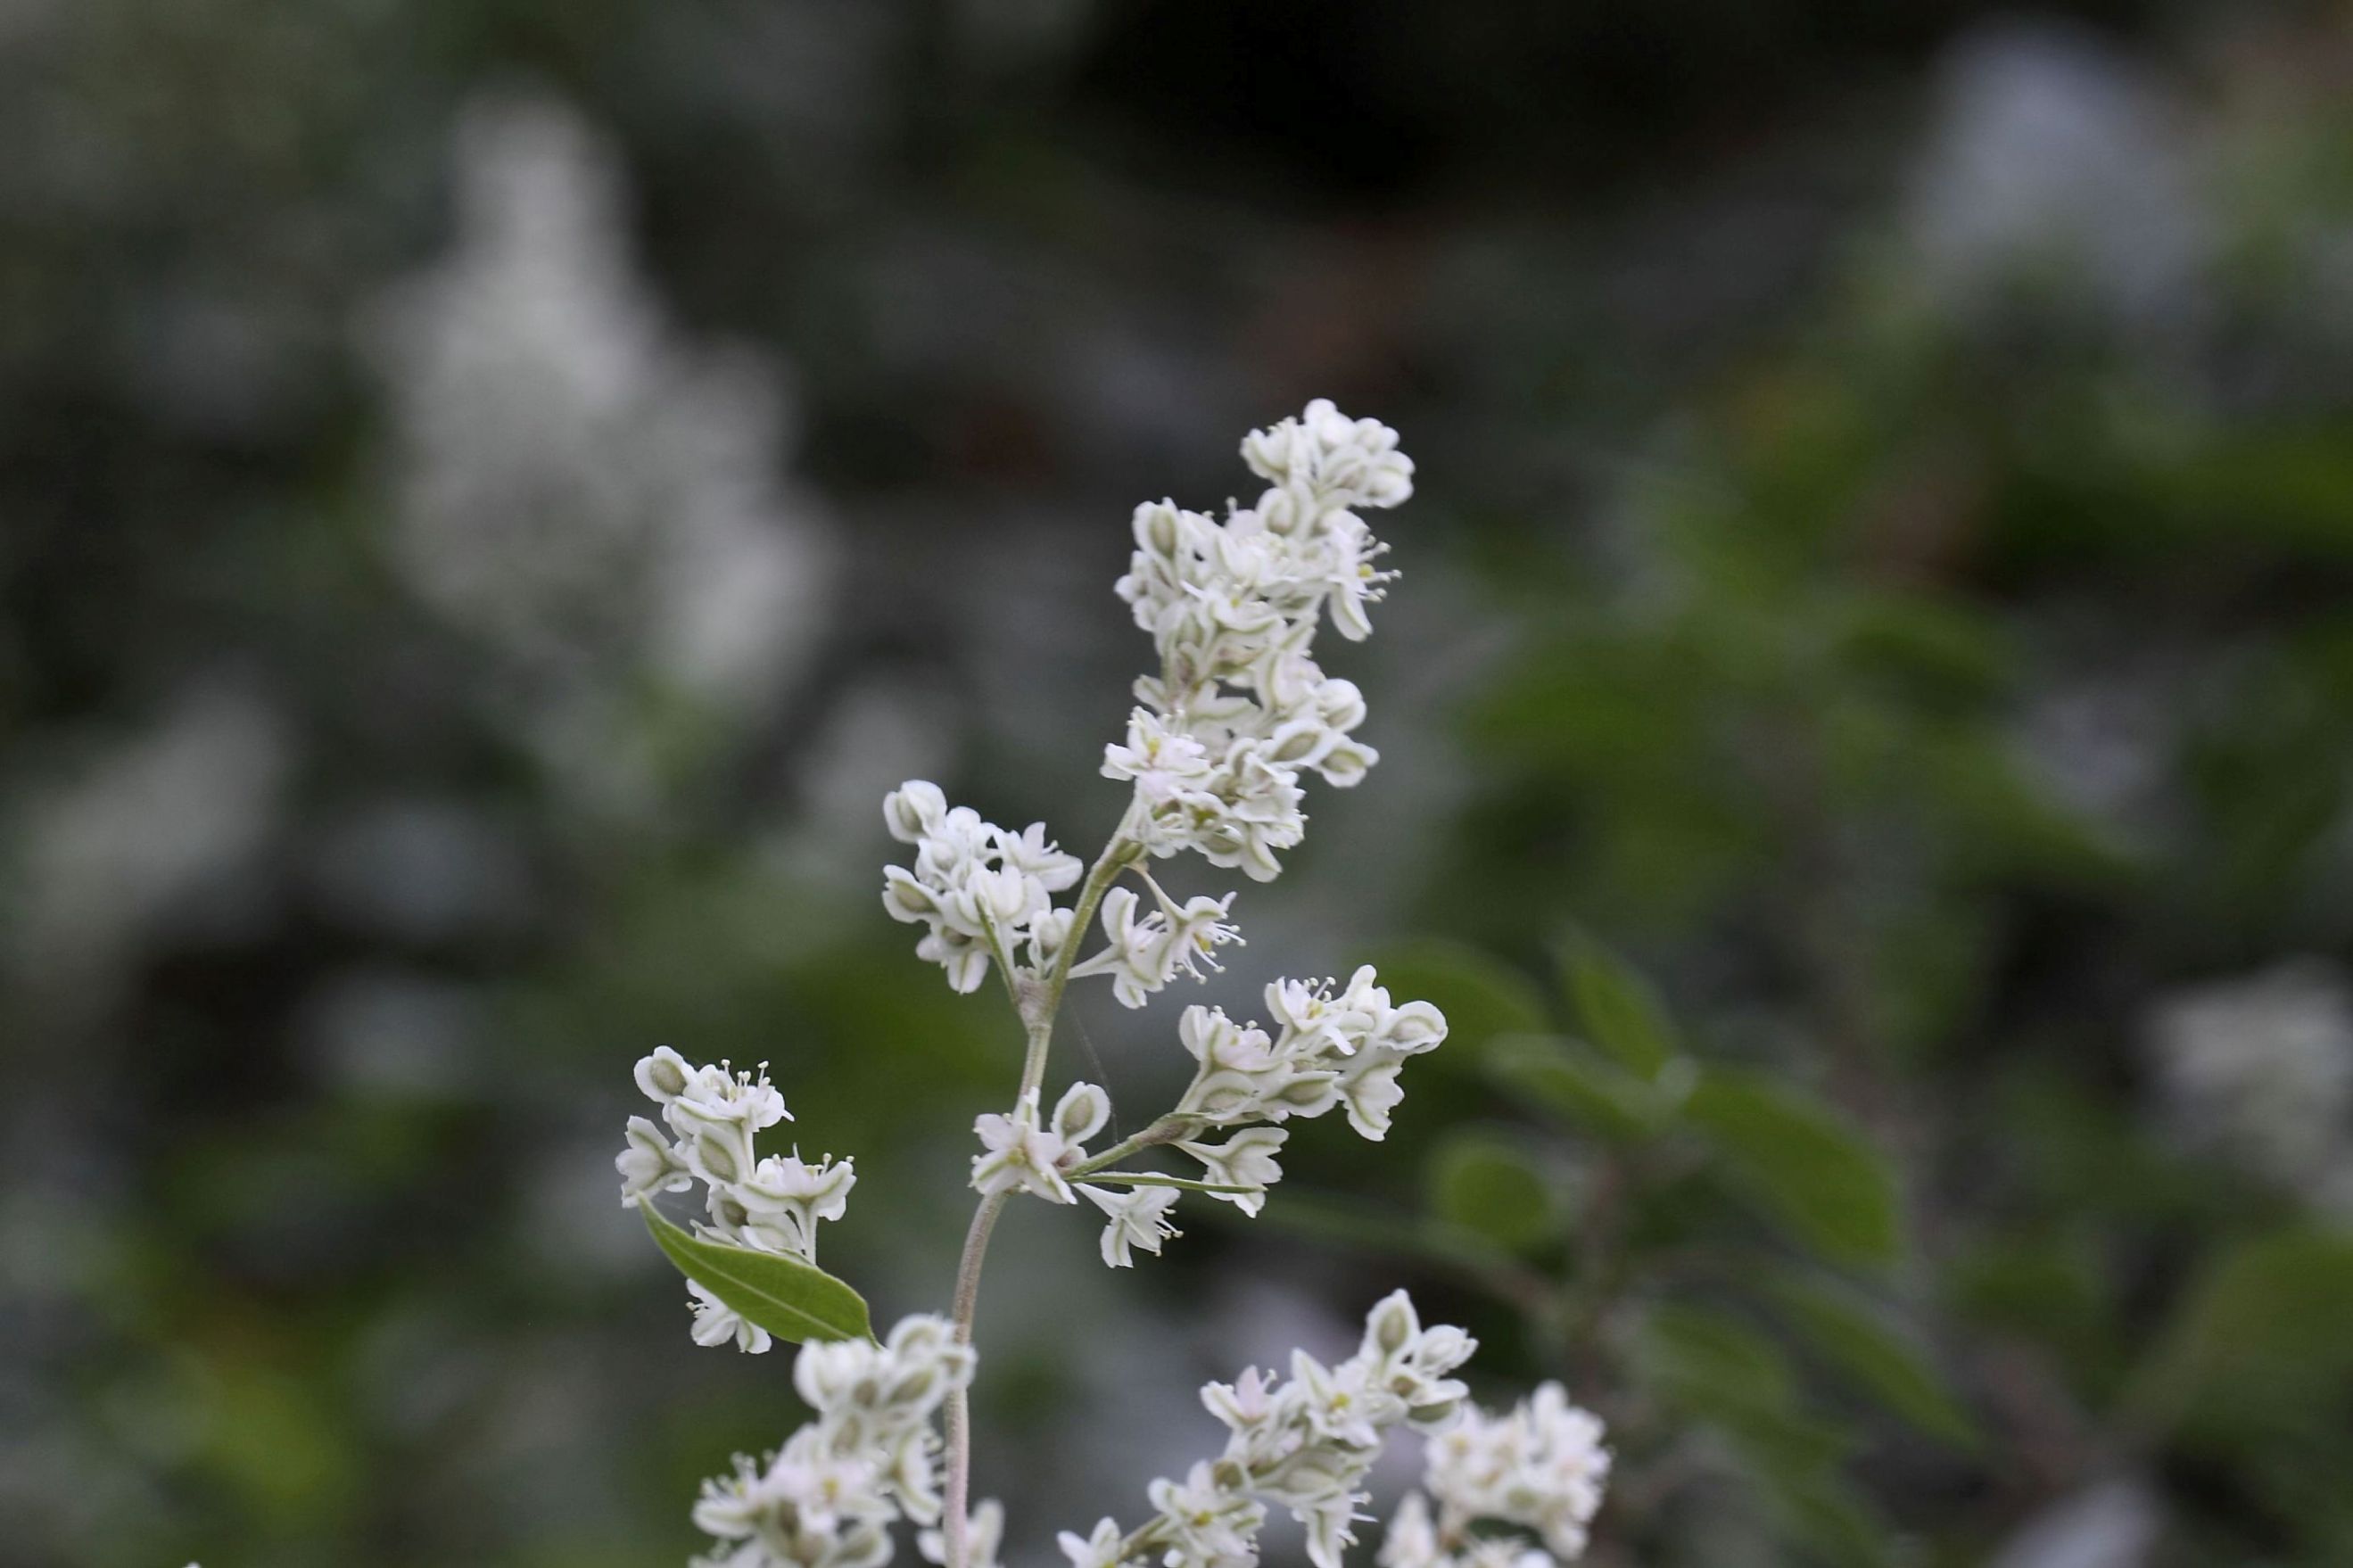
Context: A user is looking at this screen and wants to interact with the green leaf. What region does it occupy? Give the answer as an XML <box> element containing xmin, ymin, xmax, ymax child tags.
<box><xmin>1485</xmin><ymin>1033</ymin><xmax>1669</xmax><ymax>1141</ymax></box>
<box><xmin>1642</xmin><ymin>1300</ymin><xmax>1804</xmax><ymax>1418</ymax></box>
<box><xmin>1685</xmin><ymin>1068</ymin><xmax>1902</xmax><ymax>1269</ymax></box>
<box><xmin>1427</xmin><ymin>1131</ymin><xmax>1555</xmax><ymax>1253</ymax></box>
<box><xmin>1763</xmin><ymin>1272</ymin><xmax>1978</xmax><ymax>1449</ymax></box>
<box><xmin>1364</xmin><ymin>940</ymin><xmax>1549</xmax><ymax>1053</ymax></box>
<box><xmin>1561</xmin><ymin>934</ymin><xmax>1678</xmax><ymax>1078</ymax></box>
<box><xmin>2135</xmin><ymin>1225</ymin><xmax>2353</xmax><ymax>1446</ymax></box>
<box><xmin>1642</xmin><ymin>1302</ymin><xmax>1890</xmax><ymax>1567</ymax></box>
<box><xmin>642</xmin><ymin>1206</ymin><xmax>874</xmax><ymax>1345</ymax></box>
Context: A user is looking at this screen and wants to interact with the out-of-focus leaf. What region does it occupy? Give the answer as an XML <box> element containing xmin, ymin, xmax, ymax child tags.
<box><xmin>1763</xmin><ymin>1271</ymin><xmax>1978</xmax><ymax>1449</ymax></box>
<box><xmin>1685</xmin><ymin>1068</ymin><xmax>1902</xmax><ymax>1269</ymax></box>
<box><xmin>1759</xmin><ymin>1471</ymin><xmax>1896</xmax><ymax>1568</ymax></box>
<box><xmin>1643</xmin><ymin>1300</ymin><xmax>1804</xmax><ymax>1416</ymax></box>
<box><xmin>2137</xmin><ymin>1225</ymin><xmax>2353</xmax><ymax>1445</ymax></box>
<box><xmin>1427</xmin><ymin>1130</ymin><xmax>1555</xmax><ymax>1253</ymax></box>
<box><xmin>643</xmin><ymin>1207</ymin><xmax>873</xmax><ymax>1345</ymax></box>
<box><xmin>1485</xmin><ymin>1033</ymin><xmax>1667</xmax><ymax>1141</ymax></box>
<box><xmin>1643</xmin><ymin>1302</ymin><xmax>1889</xmax><ymax>1566</ymax></box>
<box><xmin>1366</xmin><ymin>940</ymin><xmax>1550</xmax><ymax>1055</ymax></box>
<box><xmin>1561</xmin><ymin>934</ymin><xmax>1678</xmax><ymax>1078</ymax></box>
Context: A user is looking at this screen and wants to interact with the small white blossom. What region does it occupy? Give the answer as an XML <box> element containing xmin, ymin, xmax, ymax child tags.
<box><xmin>689</xmin><ymin>1280</ymin><xmax>773</xmax><ymax>1356</ymax></box>
<box><xmin>1174</xmin><ymin>1126</ymin><xmax>1288</xmax><ymax>1217</ymax></box>
<box><xmin>1058</xmin><ymin>1518</ymin><xmax>1130</xmax><ymax>1568</ymax></box>
<box><xmin>971</xmin><ymin>1089</ymin><xmax>1076</xmax><ymax>1204</ymax></box>
<box><xmin>1069</xmin><ymin>883</ymin><xmax>1243</xmax><ymax>1009</ymax></box>
<box><xmin>919</xmin><ymin>1500</ymin><xmax>1003</xmax><ymax>1568</ymax></box>
<box><xmin>1077</xmin><ymin>1184</ymin><xmax>1184</xmax><ymax>1267</ymax></box>
<box><xmin>616</xmin><ymin>1114</ymin><xmax>694</xmax><ymax>1206</ymax></box>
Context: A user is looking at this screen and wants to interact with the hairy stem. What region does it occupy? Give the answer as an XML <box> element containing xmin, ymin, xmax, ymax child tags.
<box><xmin>1019</xmin><ymin>823</ymin><xmax>1143</xmax><ymax>1100</ymax></box>
<box><xmin>945</xmin><ymin>816</ymin><xmax>1141</xmax><ymax>1568</ymax></box>
<box><xmin>1063</xmin><ymin>1114</ymin><xmax>1196</xmax><ymax>1181</ymax></box>
<box><xmin>942</xmin><ymin>1190</ymin><xmax>1007</xmax><ymax>1568</ymax></box>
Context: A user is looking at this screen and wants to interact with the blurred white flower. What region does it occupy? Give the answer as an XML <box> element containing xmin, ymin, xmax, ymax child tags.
<box><xmin>6</xmin><ymin>680</ymin><xmax>288</xmax><ymax>995</ymax></box>
<box><xmin>2145</xmin><ymin>960</ymin><xmax>2353</xmax><ymax>1201</ymax></box>
<box><xmin>1989</xmin><ymin>1477</ymin><xmax>2159</xmax><ymax>1568</ymax></box>
<box><xmin>371</xmin><ymin>89</ymin><xmax>830</xmax><ymax>714</ymax></box>
<box><xmin>1908</xmin><ymin>21</ymin><xmax>2208</xmax><ymax>323</ymax></box>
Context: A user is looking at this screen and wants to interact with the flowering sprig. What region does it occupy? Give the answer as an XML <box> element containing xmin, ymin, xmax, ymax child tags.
<box><xmin>615</xmin><ymin>403</ymin><xmax>1611</xmax><ymax>1568</ymax></box>
<box><xmin>619</xmin><ymin>1046</ymin><xmax>857</xmax><ymax>1351</ymax></box>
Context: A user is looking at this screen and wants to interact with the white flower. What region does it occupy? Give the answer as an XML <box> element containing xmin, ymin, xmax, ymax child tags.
<box><xmin>1422</xmin><ymin>1382</ymin><xmax>1611</xmax><ymax>1562</ymax></box>
<box><xmin>971</xmin><ymin>1089</ymin><xmax>1076</xmax><ymax>1203</ymax></box>
<box><xmin>616</xmin><ymin>1114</ymin><xmax>693</xmax><ymax>1206</ymax></box>
<box><xmin>2144</xmin><ymin>960</ymin><xmax>2353</xmax><ymax>1197</ymax></box>
<box><xmin>919</xmin><ymin>1500</ymin><xmax>1004</xmax><ymax>1568</ymax></box>
<box><xmin>736</xmin><ymin>1151</ymin><xmax>858</xmax><ymax>1260</ymax></box>
<box><xmin>1052</xmin><ymin>1081</ymin><xmax>1112</xmax><ymax>1148</ymax></box>
<box><xmin>1377</xmin><ymin>1491</ymin><xmax>1441</xmax><ymax>1568</ymax></box>
<box><xmin>1147</xmin><ymin>1462</ymin><xmax>1266</xmax><ymax>1568</ymax></box>
<box><xmin>1059</xmin><ymin>1517</ymin><xmax>1130</xmax><ymax>1568</ymax></box>
<box><xmin>1175</xmin><ymin>1126</ymin><xmax>1288</xmax><ymax>1217</ymax></box>
<box><xmin>1070</xmin><ymin>883</ymin><xmax>1243</xmax><ymax>1009</ymax></box>
<box><xmin>1102</xmin><ymin>710</ymin><xmax>1217</xmax><ymax>809</ymax></box>
<box><xmin>1078</xmin><ymin>1184</ymin><xmax>1183</xmax><ymax>1267</ymax></box>
<box><xmin>688</xmin><ymin>1281</ymin><xmax>772</xmax><ymax>1355</ymax></box>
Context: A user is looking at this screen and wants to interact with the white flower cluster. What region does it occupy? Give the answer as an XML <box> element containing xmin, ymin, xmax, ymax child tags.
<box><xmin>691</xmin><ymin>1315</ymin><xmax>977</xmax><ymax>1568</ymax></box>
<box><xmin>374</xmin><ymin>91</ymin><xmax>824</xmax><ymax>712</ymax></box>
<box><xmin>1104</xmin><ymin>400</ymin><xmax>1414</xmax><ymax>881</ymax></box>
<box><xmin>880</xmin><ymin>781</ymin><xmax>1085</xmax><ymax>994</ymax></box>
<box><xmin>2144</xmin><ymin>960</ymin><xmax>2353</xmax><ymax>1206</ymax></box>
<box><xmin>1165</xmin><ymin>968</ymin><xmax>1450</xmax><ymax>1215</ymax></box>
<box><xmin>618</xmin><ymin>1046</ymin><xmax>857</xmax><ymax>1352</ymax></box>
<box><xmin>1061</xmin><ymin>1292</ymin><xmax>1476</xmax><ymax>1568</ymax></box>
<box><xmin>1381</xmin><ymin>1384</ymin><xmax>1612</xmax><ymax>1568</ymax></box>
<box><xmin>879</xmin><ymin>782</ymin><xmax>1248</xmax><ymax>1012</ymax></box>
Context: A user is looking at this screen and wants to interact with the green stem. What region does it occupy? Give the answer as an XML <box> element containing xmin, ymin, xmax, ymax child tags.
<box><xmin>1077</xmin><ymin>1171</ymin><xmax>1254</xmax><ymax>1195</ymax></box>
<box><xmin>1064</xmin><ymin>1114</ymin><xmax>1197</xmax><ymax>1181</ymax></box>
<box><xmin>1019</xmin><ymin>820</ymin><xmax>1143</xmax><ymax>1100</ymax></box>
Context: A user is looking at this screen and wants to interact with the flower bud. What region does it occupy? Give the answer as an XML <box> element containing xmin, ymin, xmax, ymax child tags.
<box><xmin>634</xmin><ymin>1045</ymin><xmax>692</xmax><ymax>1104</ymax></box>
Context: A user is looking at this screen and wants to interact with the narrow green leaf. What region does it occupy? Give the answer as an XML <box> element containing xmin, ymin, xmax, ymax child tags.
<box><xmin>1685</xmin><ymin>1068</ymin><xmax>1902</xmax><ymax>1269</ymax></box>
<box><xmin>642</xmin><ymin>1207</ymin><xmax>874</xmax><ymax>1345</ymax></box>
<box><xmin>1763</xmin><ymin>1272</ymin><xmax>1979</xmax><ymax>1449</ymax></box>
<box><xmin>1562</xmin><ymin>934</ymin><xmax>1678</xmax><ymax>1078</ymax></box>
<box><xmin>1426</xmin><ymin>1131</ymin><xmax>1555</xmax><ymax>1254</ymax></box>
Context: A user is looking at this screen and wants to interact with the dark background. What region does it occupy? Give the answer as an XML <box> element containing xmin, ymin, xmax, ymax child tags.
<box><xmin>7</xmin><ymin>3</ymin><xmax>2353</xmax><ymax>1565</ymax></box>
